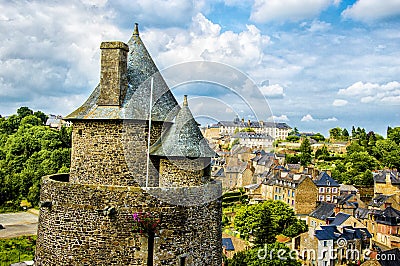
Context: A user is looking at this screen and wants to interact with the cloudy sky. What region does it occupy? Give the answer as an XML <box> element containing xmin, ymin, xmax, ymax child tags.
<box><xmin>1</xmin><ymin>0</ymin><xmax>400</xmax><ymax>136</ymax></box>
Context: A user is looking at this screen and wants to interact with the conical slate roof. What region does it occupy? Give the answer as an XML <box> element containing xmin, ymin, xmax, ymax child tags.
<box><xmin>66</xmin><ymin>23</ymin><xmax>179</xmax><ymax>121</ymax></box>
<box><xmin>150</xmin><ymin>96</ymin><xmax>217</xmax><ymax>158</ymax></box>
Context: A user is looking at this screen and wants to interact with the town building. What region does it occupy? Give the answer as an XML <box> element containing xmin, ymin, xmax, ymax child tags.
<box><xmin>208</xmin><ymin>117</ymin><xmax>291</xmax><ymax>140</ymax></box>
<box><xmin>230</xmin><ymin>132</ymin><xmax>274</xmax><ymax>150</ymax></box>
<box><xmin>261</xmin><ymin>172</ymin><xmax>318</xmax><ymax>215</ymax></box>
<box><xmin>315</xmin><ymin>172</ymin><xmax>340</xmax><ymax>203</ymax></box>
<box><xmin>374</xmin><ymin>170</ymin><xmax>400</xmax><ymax>196</ymax></box>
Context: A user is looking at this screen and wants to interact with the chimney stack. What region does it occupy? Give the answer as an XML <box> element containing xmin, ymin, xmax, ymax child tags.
<box><xmin>97</xmin><ymin>41</ymin><xmax>129</xmax><ymax>106</ymax></box>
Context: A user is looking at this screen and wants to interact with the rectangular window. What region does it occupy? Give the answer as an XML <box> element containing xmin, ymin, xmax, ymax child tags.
<box><xmin>319</xmin><ymin>195</ymin><xmax>324</xmax><ymax>201</ymax></box>
<box><xmin>292</xmin><ymin>191</ymin><xmax>295</xmax><ymax>197</ymax></box>
<box><xmin>326</xmin><ymin>188</ymin><xmax>330</xmax><ymax>193</ymax></box>
<box><xmin>292</xmin><ymin>200</ymin><xmax>294</xmax><ymax>206</ymax></box>
<box><xmin>326</xmin><ymin>195</ymin><xmax>331</xmax><ymax>202</ymax></box>
<box><xmin>319</xmin><ymin>187</ymin><xmax>325</xmax><ymax>193</ymax></box>
<box><xmin>332</xmin><ymin>188</ymin><xmax>337</xmax><ymax>193</ymax></box>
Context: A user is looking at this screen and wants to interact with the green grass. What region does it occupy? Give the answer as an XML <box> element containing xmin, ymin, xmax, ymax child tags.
<box><xmin>0</xmin><ymin>236</ymin><xmax>36</xmax><ymax>266</ymax></box>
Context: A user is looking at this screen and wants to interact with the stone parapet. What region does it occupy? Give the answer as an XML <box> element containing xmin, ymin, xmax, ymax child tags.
<box><xmin>35</xmin><ymin>173</ymin><xmax>222</xmax><ymax>265</ymax></box>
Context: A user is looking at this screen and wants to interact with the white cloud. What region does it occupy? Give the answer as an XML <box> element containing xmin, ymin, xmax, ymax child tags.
<box><xmin>307</xmin><ymin>20</ymin><xmax>331</xmax><ymax>32</ymax></box>
<box><xmin>323</xmin><ymin>117</ymin><xmax>338</xmax><ymax>122</ymax></box>
<box><xmin>250</xmin><ymin>0</ymin><xmax>334</xmax><ymax>23</ymax></box>
<box><xmin>342</xmin><ymin>0</ymin><xmax>400</xmax><ymax>22</ymax></box>
<box><xmin>268</xmin><ymin>114</ymin><xmax>289</xmax><ymax>122</ymax></box>
<box><xmin>144</xmin><ymin>13</ymin><xmax>270</xmax><ymax>70</ymax></box>
<box><xmin>0</xmin><ymin>0</ymin><xmax>125</xmax><ymax>115</ymax></box>
<box><xmin>332</xmin><ymin>99</ymin><xmax>348</xmax><ymax>106</ymax></box>
<box><xmin>301</xmin><ymin>114</ymin><xmax>315</xmax><ymax>122</ymax></box>
<box><xmin>259</xmin><ymin>84</ymin><xmax>285</xmax><ymax>98</ymax></box>
<box><xmin>338</xmin><ymin>81</ymin><xmax>400</xmax><ymax>104</ymax></box>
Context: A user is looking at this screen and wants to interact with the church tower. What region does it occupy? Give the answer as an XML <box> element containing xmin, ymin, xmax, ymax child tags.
<box><xmin>35</xmin><ymin>24</ymin><xmax>222</xmax><ymax>265</ymax></box>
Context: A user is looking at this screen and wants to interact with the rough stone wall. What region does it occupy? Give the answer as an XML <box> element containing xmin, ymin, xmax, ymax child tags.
<box><xmin>69</xmin><ymin>120</ymin><xmax>165</xmax><ymax>187</ymax></box>
<box><xmin>295</xmin><ymin>177</ymin><xmax>318</xmax><ymax>215</ymax></box>
<box><xmin>35</xmin><ymin>174</ymin><xmax>222</xmax><ymax>266</ymax></box>
<box><xmin>97</xmin><ymin>41</ymin><xmax>128</xmax><ymax>106</ymax></box>
<box><xmin>159</xmin><ymin>158</ymin><xmax>211</xmax><ymax>187</ymax></box>
<box><xmin>375</xmin><ymin>182</ymin><xmax>400</xmax><ymax>196</ymax></box>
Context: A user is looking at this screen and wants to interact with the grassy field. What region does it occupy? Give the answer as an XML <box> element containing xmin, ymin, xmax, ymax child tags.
<box><xmin>0</xmin><ymin>235</ymin><xmax>36</xmax><ymax>266</ymax></box>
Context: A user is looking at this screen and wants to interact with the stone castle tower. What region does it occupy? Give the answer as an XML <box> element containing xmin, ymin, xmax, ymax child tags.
<box><xmin>35</xmin><ymin>24</ymin><xmax>222</xmax><ymax>265</ymax></box>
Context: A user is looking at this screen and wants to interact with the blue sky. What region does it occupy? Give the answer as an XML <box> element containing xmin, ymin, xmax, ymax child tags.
<box><xmin>0</xmin><ymin>0</ymin><xmax>400</xmax><ymax>136</ymax></box>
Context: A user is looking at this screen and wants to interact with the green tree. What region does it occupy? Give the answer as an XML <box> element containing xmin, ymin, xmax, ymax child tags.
<box><xmin>234</xmin><ymin>201</ymin><xmax>307</xmax><ymax>246</ymax></box>
<box><xmin>315</xmin><ymin>145</ymin><xmax>329</xmax><ymax>159</ymax></box>
<box><xmin>234</xmin><ymin>202</ymin><xmax>276</xmax><ymax>245</ymax></box>
<box><xmin>342</xmin><ymin>128</ymin><xmax>349</xmax><ymax>140</ymax></box>
<box><xmin>33</xmin><ymin>111</ymin><xmax>48</xmax><ymax>125</ymax></box>
<box><xmin>388</xmin><ymin>127</ymin><xmax>400</xmax><ymax>144</ymax></box>
<box><xmin>289</xmin><ymin>127</ymin><xmax>299</xmax><ymax>136</ymax></box>
<box><xmin>310</xmin><ymin>133</ymin><xmax>325</xmax><ymax>142</ymax></box>
<box><xmin>17</xmin><ymin>107</ymin><xmax>33</xmax><ymax>119</ymax></box>
<box><xmin>299</xmin><ymin>138</ymin><xmax>312</xmax><ymax>166</ymax></box>
<box><xmin>285</xmin><ymin>154</ymin><xmax>300</xmax><ymax>164</ymax></box>
<box><xmin>286</xmin><ymin>135</ymin><xmax>300</xmax><ymax>142</ymax></box>
<box><xmin>329</xmin><ymin>127</ymin><xmax>342</xmax><ymax>140</ymax></box>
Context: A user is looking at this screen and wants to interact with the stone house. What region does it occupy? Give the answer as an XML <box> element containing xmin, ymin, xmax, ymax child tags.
<box><xmin>314</xmin><ymin>225</ymin><xmax>371</xmax><ymax>266</ymax></box>
<box><xmin>315</xmin><ymin>171</ymin><xmax>340</xmax><ymax>203</ymax></box>
<box><xmin>251</xmin><ymin>152</ymin><xmax>277</xmax><ymax>174</ymax></box>
<box><xmin>35</xmin><ymin>24</ymin><xmax>222</xmax><ymax>265</ymax></box>
<box><xmin>221</xmin><ymin>158</ymin><xmax>247</xmax><ymax>191</ymax></box>
<box><xmin>374</xmin><ymin>170</ymin><xmax>400</xmax><ymax>196</ymax></box>
<box><xmin>367</xmin><ymin>205</ymin><xmax>400</xmax><ymax>249</ymax></box>
<box><xmin>230</xmin><ymin>132</ymin><xmax>274</xmax><ymax>150</ymax></box>
<box><xmin>336</xmin><ymin>192</ymin><xmax>367</xmax><ymax>216</ymax></box>
<box><xmin>307</xmin><ymin>202</ymin><xmax>336</xmax><ymax>230</ymax></box>
<box><xmin>260</xmin><ymin>172</ymin><xmax>318</xmax><ymax>215</ymax></box>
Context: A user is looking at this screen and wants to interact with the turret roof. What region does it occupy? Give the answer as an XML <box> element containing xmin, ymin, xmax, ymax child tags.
<box><xmin>150</xmin><ymin>96</ymin><xmax>216</xmax><ymax>158</ymax></box>
<box><xmin>66</xmin><ymin>23</ymin><xmax>179</xmax><ymax>121</ymax></box>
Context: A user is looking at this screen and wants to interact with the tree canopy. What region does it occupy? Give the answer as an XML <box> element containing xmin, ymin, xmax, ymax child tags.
<box><xmin>0</xmin><ymin>107</ymin><xmax>71</xmax><ymax>212</ymax></box>
<box><xmin>234</xmin><ymin>200</ymin><xmax>307</xmax><ymax>246</ymax></box>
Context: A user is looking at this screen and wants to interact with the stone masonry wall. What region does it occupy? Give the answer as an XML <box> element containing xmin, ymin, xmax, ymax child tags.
<box><xmin>97</xmin><ymin>41</ymin><xmax>128</xmax><ymax>106</ymax></box>
<box><xmin>35</xmin><ymin>174</ymin><xmax>222</xmax><ymax>266</ymax></box>
<box><xmin>70</xmin><ymin>120</ymin><xmax>166</xmax><ymax>187</ymax></box>
<box><xmin>159</xmin><ymin>158</ymin><xmax>211</xmax><ymax>187</ymax></box>
<box><xmin>295</xmin><ymin>177</ymin><xmax>318</xmax><ymax>215</ymax></box>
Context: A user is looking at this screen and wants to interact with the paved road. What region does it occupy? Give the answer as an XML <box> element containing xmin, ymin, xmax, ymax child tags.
<box><xmin>0</xmin><ymin>212</ymin><xmax>38</xmax><ymax>238</ymax></box>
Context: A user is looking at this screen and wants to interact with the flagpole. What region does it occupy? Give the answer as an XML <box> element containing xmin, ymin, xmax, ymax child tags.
<box><xmin>146</xmin><ymin>77</ymin><xmax>154</xmax><ymax>189</ymax></box>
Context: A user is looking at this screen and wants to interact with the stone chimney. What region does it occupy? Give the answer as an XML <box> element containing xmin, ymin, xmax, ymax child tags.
<box><xmin>97</xmin><ymin>41</ymin><xmax>129</xmax><ymax>106</ymax></box>
<box><xmin>385</xmin><ymin>171</ymin><xmax>392</xmax><ymax>184</ymax></box>
<box><xmin>260</xmin><ymin>120</ymin><xmax>264</xmax><ymax>127</ymax></box>
<box><xmin>248</xmin><ymin>119</ymin><xmax>251</xmax><ymax>127</ymax></box>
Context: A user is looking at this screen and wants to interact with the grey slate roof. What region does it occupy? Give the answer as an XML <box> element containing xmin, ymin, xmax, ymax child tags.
<box><xmin>330</xmin><ymin>212</ymin><xmax>350</xmax><ymax>226</ymax></box>
<box><xmin>368</xmin><ymin>194</ymin><xmax>391</xmax><ymax>208</ymax></box>
<box><xmin>314</xmin><ymin>171</ymin><xmax>340</xmax><ymax>187</ymax></box>
<box><xmin>315</xmin><ymin>225</ymin><xmax>371</xmax><ymax>241</ymax></box>
<box><xmin>354</xmin><ymin>207</ymin><xmax>371</xmax><ymax>220</ymax></box>
<box><xmin>150</xmin><ymin>96</ymin><xmax>216</xmax><ymax>158</ymax></box>
<box><xmin>66</xmin><ymin>23</ymin><xmax>179</xmax><ymax>121</ymax></box>
<box><xmin>309</xmin><ymin>201</ymin><xmax>336</xmax><ymax>220</ymax></box>
<box><xmin>374</xmin><ymin>170</ymin><xmax>400</xmax><ymax>184</ymax></box>
<box><xmin>375</xmin><ymin>206</ymin><xmax>400</xmax><ymax>226</ymax></box>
